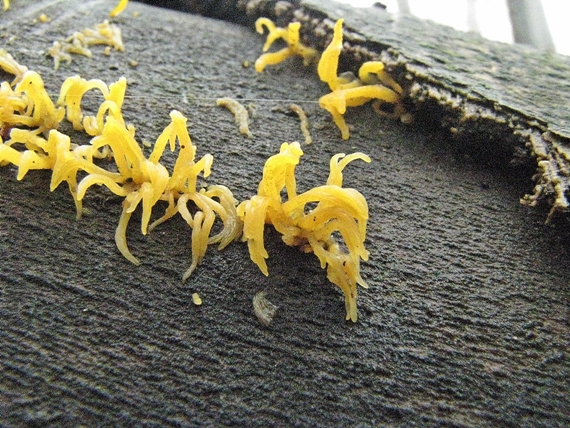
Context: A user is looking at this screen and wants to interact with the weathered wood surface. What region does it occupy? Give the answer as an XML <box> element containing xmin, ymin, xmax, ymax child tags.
<box><xmin>1</xmin><ymin>1</ymin><xmax>569</xmax><ymax>426</ymax></box>
<box><xmin>293</xmin><ymin>0</ymin><xmax>570</xmax><ymax>218</ymax></box>
<box><xmin>143</xmin><ymin>0</ymin><xmax>570</xmax><ymax>219</ymax></box>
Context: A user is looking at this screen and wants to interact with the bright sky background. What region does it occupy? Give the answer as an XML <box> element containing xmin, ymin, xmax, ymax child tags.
<box><xmin>340</xmin><ymin>0</ymin><xmax>570</xmax><ymax>56</ymax></box>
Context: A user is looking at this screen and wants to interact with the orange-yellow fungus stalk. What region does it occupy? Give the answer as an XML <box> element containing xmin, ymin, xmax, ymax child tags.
<box><xmin>317</xmin><ymin>19</ymin><xmax>402</xmax><ymax>139</ymax></box>
<box><xmin>110</xmin><ymin>0</ymin><xmax>129</xmax><ymax>17</ymax></box>
<box><xmin>317</xmin><ymin>19</ymin><xmax>345</xmax><ymax>91</ymax></box>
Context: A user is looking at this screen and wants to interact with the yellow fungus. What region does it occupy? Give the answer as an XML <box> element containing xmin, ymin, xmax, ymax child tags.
<box><xmin>48</xmin><ymin>42</ymin><xmax>73</xmax><ymax>71</ymax></box>
<box><xmin>318</xmin><ymin>19</ymin><xmax>345</xmax><ymax>91</ymax></box>
<box><xmin>3</xmin><ymin>0</ymin><xmax>8</xmax><ymax>11</ymax></box>
<box><xmin>144</xmin><ymin>110</ymin><xmax>242</xmax><ymax>279</ymax></box>
<box><xmin>82</xmin><ymin>20</ymin><xmax>125</xmax><ymax>52</ymax></box>
<box><xmin>238</xmin><ymin>142</ymin><xmax>370</xmax><ymax>322</ymax></box>
<box><xmin>75</xmin><ymin>114</ymin><xmax>170</xmax><ymax>264</ymax></box>
<box><xmin>13</xmin><ymin>71</ymin><xmax>65</xmax><ymax>132</ymax></box>
<box><xmin>319</xmin><ymin>84</ymin><xmax>399</xmax><ymax>140</ymax></box>
<box><xmin>254</xmin><ymin>18</ymin><xmax>318</xmax><ymax>73</ymax></box>
<box><xmin>110</xmin><ymin>0</ymin><xmax>129</xmax><ymax>18</ymax></box>
<box><xmin>57</xmin><ymin>75</ymin><xmax>132</xmax><ymax>137</ymax></box>
<box><xmin>0</xmin><ymin>50</ymin><xmax>29</xmax><ymax>86</ymax></box>
<box><xmin>253</xmin><ymin>17</ymin><xmax>403</xmax><ymax>140</ymax></box>
<box><xmin>316</xmin><ymin>19</ymin><xmax>403</xmax><ymax>139</ymax></box>
<box><xmin>1</xmin><ymin>50</ymin><xmax>240</xmax><ymax>285</ymax></box>
<box><xmin>216</xmin><ymin>97</ymin><xmax>253</xmax><ymax>138</ymax></box>
<box><xmin>358</xmin><ymin>61</ymin><xmax>403</xmax><ymax>94</ymax></box>
<box><xmin>49</xmin><ymin>20</ymin><xmax>124</xmax><ymax>70</ymax></box>
<box><xmin>256</xmin><ymin>18</ymin><xmax>287</xmax><ymax>52</ymax></box>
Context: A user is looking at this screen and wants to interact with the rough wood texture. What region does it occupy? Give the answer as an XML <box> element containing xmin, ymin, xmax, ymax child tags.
<box><xmin>280</xmin><ymin>0</ymin><xmax>570</xmax><ymax>220</ymax></box>
<box><xmin>143</xmin><ymin>0</ymin><xmax>570</xmax><ymax>219</ymax></box>
<box><xmin>1</xmin><ymin>1</ymin><xmax>569</xmax><ymax>426</ymax></box>
<box><xmin>293</xmin><ymin>0</ymin><xmax>570</xmax><ymax>219</ymax></box>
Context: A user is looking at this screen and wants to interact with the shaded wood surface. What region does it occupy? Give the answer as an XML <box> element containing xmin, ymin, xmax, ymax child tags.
<box><xmin>1</xmin><ymin>1</ymin><xmax>569</xmax><ymax>426</ymax></box>
<box><xmin>141</xmin><ymin>0</ymin><xmax>570</xmax><ymax>220</ymax></box>
<box><xmin>295</xmin><ymin>0</ymin><xmax>570</xmax><ymax>218</ymax></box>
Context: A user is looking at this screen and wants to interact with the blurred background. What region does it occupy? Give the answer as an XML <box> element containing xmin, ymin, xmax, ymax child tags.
<box><xmin>341</xmin><ymin>0</ymin><xmax>569</xmax><ymax>56</ymax></box>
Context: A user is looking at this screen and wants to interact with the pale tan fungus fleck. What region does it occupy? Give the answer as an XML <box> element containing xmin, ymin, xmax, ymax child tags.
<box><xmin>216</xmin><ymin>97</ymin><xmax>253</xmax><ymax>138</ymax></box>
<box><xmin>192</xmin><ymin>293</ymin><xmax>203</xmax><ymax>306</ymax></box>
<box><xmin>289</xmin><ymin>103</ymin><xmax>312</xmax><ymax>144</ymax></box>
<box><xmin>253</xmin><ymin>291</ymin><xmax>277</xmax><ymax>326</ymax></box>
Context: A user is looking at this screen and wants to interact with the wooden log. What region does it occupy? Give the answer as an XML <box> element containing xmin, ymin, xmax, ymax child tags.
<box><xmin>1</xmin><ymin>1</ymin><xmax>569</xmax><ymax>426</ymax></box>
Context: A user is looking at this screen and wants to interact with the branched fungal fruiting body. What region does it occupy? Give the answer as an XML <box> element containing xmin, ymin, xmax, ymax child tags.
<box><xmin>238</xmin><ymin>142</ymin><xmax>370</xmax><ymax>322</ymax></box>
<box><xmin>0</xmin><ymin>53</ymin><xmax>241</xmax><ymax>281</ymax></box>
<box><xmin>254</xmin><ymin>17</ymin><xmax>404</xmax><ymax>140</ymax></box>
<box><xmin>317</xmin><ymin>19</ymin><xmax>403</xmax><ymax>139</ymax></box>
<box><xmin>49</xmin><ymin>20</ymin><xmax>125</xmax><ymax>70</ymax></box>
<box><xmin>0</xmin><ymin>70</ymin><xmax>65</xmax><ymax>133</ymax></box>
<box><xmin>254</xmin><ymin>18</ymin><xmax>319</xmax><ymax>73</ymax></box>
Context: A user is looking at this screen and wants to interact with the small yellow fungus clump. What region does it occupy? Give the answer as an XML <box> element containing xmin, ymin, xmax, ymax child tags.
<box><xmin>49</xmin><ymin>20</ymin><xmax>124</xmax><ymax>70</ymax></box>
<box><xmin>3</xmin><ymin>0</ymin><xmax>9</xmax><ymax>11</ymax></box>
<box><xmin>317</xmin><ymin>19</ymin><xmax>403</xmax><ymax>139</ymax></box>
<box><xmin>253</xmin><ymin>17</ymin><xmax>404</xmax><ymax>140</ymax></box>
<box><xmin>81</xmin><ymin>20</ymin><xmax>125</xmax><ymax>51</ymax></box>
<box><xmin>238</xmin><ymin>142</ymin><xmax>370</xmax><ymax>322</ymax></box>
<box><xmin>254</xmin><ymin>18</ymin><xmax>319</xmax><ymax>73</ymax></box>
<box><xmin>110</xmin><ymin>0</ymin><xmax>129</xmax><ymax>18</ymax></box>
